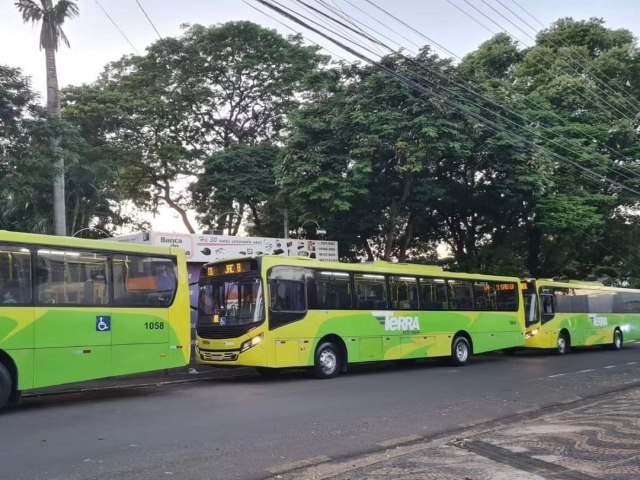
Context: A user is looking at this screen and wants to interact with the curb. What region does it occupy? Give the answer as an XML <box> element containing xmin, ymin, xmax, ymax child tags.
<box><xmin>23</xmin><ymin>367</ymin><xmax>255</xmax><ymax>399</ymax></box>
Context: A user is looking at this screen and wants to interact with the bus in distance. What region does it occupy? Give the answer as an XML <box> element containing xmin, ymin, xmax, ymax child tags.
<box><xmin>523</xmin><ymin>279</ymin><xmax>640</xmax><ymax>353</ymax></box>
<box><xmin>0</xmin><ymin>230</ymin><xmax>191</xmax><ymax>411</ymax></box>
<box><xmin>195</xmin><ymin>256</ymin><xmax>525</xmax><ymax>378</ymax></box>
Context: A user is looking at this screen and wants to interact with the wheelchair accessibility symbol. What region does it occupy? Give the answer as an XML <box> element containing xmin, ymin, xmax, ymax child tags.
<box><xmin>96</xmin><ymin>316</ymin><xmax>111</xmax><ymax>332</ymax></box>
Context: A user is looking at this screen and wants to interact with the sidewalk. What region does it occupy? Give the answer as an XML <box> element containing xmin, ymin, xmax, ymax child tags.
<box><xmin>270</xmin><ymin>384</ymin><xmax>640</xmax><ymax>480</ymax></box>
<box><xmin>24</xmin><ymin>362</ymin><xmax>254</xmax><ymax>398</ymax></box>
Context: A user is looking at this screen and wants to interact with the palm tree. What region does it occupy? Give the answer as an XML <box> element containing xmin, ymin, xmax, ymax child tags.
<box><xmin>15</xmin><ymin>0</ymin><xmax>79</xmax><ymax>236</ymax></box>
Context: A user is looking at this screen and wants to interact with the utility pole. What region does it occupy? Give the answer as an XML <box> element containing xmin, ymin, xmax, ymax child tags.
<box><xmin>283</xmin><ymin>209</ymin><xmax>289</xmax><ymax>239</ymax></box>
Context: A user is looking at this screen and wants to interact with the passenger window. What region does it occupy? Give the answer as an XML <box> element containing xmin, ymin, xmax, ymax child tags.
<box><xmin>354</xmin><ymin>274</ymin><xmax>388</xmax><ymax>309</ymax></box>
<box><xmin>448</xmin><ymin>280</ymin><xmax>474</xmax><ymax>310</ymax></box>
<box><xmin>316</xmin><ymin>271</ymin><xmax>352</xmax><ymax>309</ymax></box>
<box><xmin>472</xmin><ymin>281</ymin><xmax>493</xmax><ymax>311</ymax></box>
<box><xmin>269</xmin><ymin>280</ymin><xmax>306</xmax><ymax>312</ymax></box>
<box><xmin>37</xmin><ymin>249</ymin><xmax>109</xmax><ymax>305</ymax></box>
<box><xmin>389</xmin><ymin>276</ymin><xmax>418</xmax><ymax>310</ymax></box>
<box><xmin>0</xmin><ymin>244</ymin><xmax>32</xmax><ymax>305</ymax></box>
<box><xmin>541</xmin><ymin>294</ymin><xmax>555</xmax><ymax>323</ymax></box>
<box><xmin>113</xmin><ymin>255</ymin><xmax>177</xmax><ymax>307</ymax></box>
<box><xmin>419</xmin><ymin>278</ymin><xmax>448</xmax><ymax>310</ymax></box>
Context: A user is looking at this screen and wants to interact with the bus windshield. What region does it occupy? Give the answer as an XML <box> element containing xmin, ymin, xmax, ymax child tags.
<box><xmin>199</xmin><ymin>277</ymin><xmax>264</xmax><ymax>326</ymax></box>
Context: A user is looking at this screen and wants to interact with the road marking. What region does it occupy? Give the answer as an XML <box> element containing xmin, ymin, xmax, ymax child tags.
<box><xmin>626</xmin><ymin>362</ymin><xmax>637</xmax><ymax>365</ymax></box>
<box><xmin>548</xmin><ymin>373</ymin><xmax>566</xmax><ymax>378</ymax></box>
<box><xmin>576</xmin><ymin>369</ymin><xmax>594</xmax><ymax>374</ymax></box>
<box><xmin>379</xmin><ymin>434</ymin><xmax>423</xmax><ymax>448</ymax></box>
<box><xmin>604</xmin><ymin>365</ymin><xmax>617</xmax><ymax>369</ymax></box>
<box><xmin>266</xmin><ymin>455</ymin><xmax>331</xmax><ymax>475</ymax></box>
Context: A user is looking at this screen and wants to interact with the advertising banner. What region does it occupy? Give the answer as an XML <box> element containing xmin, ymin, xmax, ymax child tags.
<box><xmin>111</xmin><ymin>231</ymin><xmax>339</xmax><ymax>263</ymax></box>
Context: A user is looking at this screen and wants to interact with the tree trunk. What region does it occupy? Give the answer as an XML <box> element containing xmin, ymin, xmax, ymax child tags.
<box><xmin>45</xmin><ymin>43</ymin><xmax>66</xmax><ymax>236</ymax></box>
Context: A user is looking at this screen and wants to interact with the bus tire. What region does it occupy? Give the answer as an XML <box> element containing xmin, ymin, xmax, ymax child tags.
<box><xmin>255</xmin><ymin>367</ymin><xmax>280</xmax><ymax>378</ymax></box>
<box><xmin>612</xmin><ymin>329</ymin><xmax>623</xmax><ymax>351</ymax></box>
<box><xmin>314</xmin><ymin>341</ymin><xmax>341</xmax><ymax>379</ymax></box>
<box><xmin>450</xmin><ymin>336</ymin><xmax>471</xmax><ymax>366</ymax></box>
<box><xmin>557</xmin><ymin>331</ymin><xmax>570</xmax><ymax>355</ymax></box>
<box><xmin>0</xmin><ymin>363</ymin><xmax>12</xmax><ymax>411</ymax></box>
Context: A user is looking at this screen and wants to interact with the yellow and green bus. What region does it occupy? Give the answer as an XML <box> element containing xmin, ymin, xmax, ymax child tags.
<box><xmin>0</xmin><ymin>230</ymin><xmax>191</xmax><ymax>411</ymax></box>
<box><xmin>524</xmin><ymin>279</ymin><xmax>640</xmax><ymax>353</ymax></box>
<box><xmin>195</xmin><ymin>256</ymin><xmax>525</xmax><ymax>378</ymax></box>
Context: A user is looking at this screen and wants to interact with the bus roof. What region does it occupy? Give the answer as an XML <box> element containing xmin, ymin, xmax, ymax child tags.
<box><xmin>0</xmin><ymin>230</ymin><xmax>182</xmax><ymax>257</ymax></box>
<box><xmin>532</xmin><ymin>278</ymin><xmax>640</xmax><ymax>293</ymax></box>
<box><xmin>203</xmin><ymin>255</ymin><xmax>521</xmax><ymax>282</ymax></box>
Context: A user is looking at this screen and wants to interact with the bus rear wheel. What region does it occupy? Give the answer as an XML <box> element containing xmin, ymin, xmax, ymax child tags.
<box><xmin>0</xmin><ymin>363</ymin><xmax>12</xmax><ymax>411</ymax></box>
<box><xmin>450</xmin><ymin>336</ymin><xmax>471</xmax><ymax>366</ymax></box>
<box><xmin>612</xmin><ymin>329</ymin><xmax>623</xmax><ymax>351</ymax></box>
<box><xmin>314</xmin><ymin>341</ymin><xmax>341</xmax><ymax>379</ymax></box>
<box><xmin>557</xmin><ymin>332</ymin><xmax>570</xmax><ymax>355</ymax></box>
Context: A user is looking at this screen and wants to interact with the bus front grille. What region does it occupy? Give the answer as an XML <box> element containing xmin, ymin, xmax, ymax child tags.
<box><xmin>199</xmin><ymin>350</ymin><xmax>238</xmax><ymax>362</ymax></box>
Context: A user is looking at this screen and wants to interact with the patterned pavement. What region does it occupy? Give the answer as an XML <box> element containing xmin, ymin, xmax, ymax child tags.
<box><xmin>270</xmin><ymin>386</ymin><xmax>640</xmax><ymax>480</ymax></box>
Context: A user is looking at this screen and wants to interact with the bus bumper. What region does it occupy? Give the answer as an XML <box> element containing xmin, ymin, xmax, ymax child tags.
<box><xmin>195</xmin><ymin>339</ymin><xmax>268</xmax><ymax>367</ymax></box>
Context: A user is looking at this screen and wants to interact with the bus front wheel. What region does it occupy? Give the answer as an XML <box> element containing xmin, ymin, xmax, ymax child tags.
<box><xmin>450</xmin><ymin>336</ymin><xmax>471</xmax><ymax>366</ymax></box>
<box><xmin>314</xmin><ymin>341</ymin><xmax>341</xmax><ymax>379</ymax></box>
<box><xmin>612</xmin><ymin>329</ymin><xmax>623</xmax><ymax>351</ymax></box>
<box><xmin>557</xmin><ymin>332</ymin><xmax>570</xmax><ymax>355</ymax></box>
<box><xmin>0</xmin><ymin>363</ymin><xmax>12</xmax><ymax>411</ymax></box>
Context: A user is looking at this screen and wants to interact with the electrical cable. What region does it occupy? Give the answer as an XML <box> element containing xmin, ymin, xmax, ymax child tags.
<box><xmin>134</xmin><ymin>0</ymin><xmax>162</xmax><ymax>39</ymax></box>
<box><xmin>94</xmin><ymin>0</ymin><xmax>139</xmax><ymax>54</ymax></box>
<box><xmin>256</xmin><ymin>0</ymin><xmax>640</xmax><ymax>205</ymax></box>
<box><xmin>253</xmin><ymin>0</ymin><xmax>636</xmax><ymax>265</ymax></box>
<box><xmin>306</xmin><ymin>1</ymin><xmax>640</xmax><ymax>188</ymax></box>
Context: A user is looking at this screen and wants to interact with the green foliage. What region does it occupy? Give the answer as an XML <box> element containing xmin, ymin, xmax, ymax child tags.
<box><xmin>63</xmin><ymin>21</ymin><xmax>326</xmax><ymax>232</ymax></box>
<box><xmin>191</xmin><ymin>144</ymin><xmax>280</xmax><ymax>234</ymax></box>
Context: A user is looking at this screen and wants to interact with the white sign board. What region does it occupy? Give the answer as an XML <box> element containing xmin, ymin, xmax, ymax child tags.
<box><xmin>111</xmin><ymin>231</ymin><xmax>339</xmax><ymax>263</ymax></box>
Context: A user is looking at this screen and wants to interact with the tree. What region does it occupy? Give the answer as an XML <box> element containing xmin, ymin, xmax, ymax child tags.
<box><xmin>64</xmin><ymin>22</ymin><xmax>326</xmax><ymax>233</ymax></box>
<box><xmin>1</xmin><ymin>65</ymin><xmax>131</xmax><ymax>235</ymax></box>
<box><xmin>191</xmin><ymin>144</ymin><xmax>280</xmax><ymax>235</ymax></box>
<box><xmin>15</xmin><ymin>0</ymin><xmax>79</xmax><ymax>235</ymax></box>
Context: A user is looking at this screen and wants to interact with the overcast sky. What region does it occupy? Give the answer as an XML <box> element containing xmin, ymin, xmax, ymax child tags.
<box><xmin>3</xmin><ymin>0</ymin><xmax>639</xmax><ymax>98</ymax></box>
<box><xmin>1</xmin><ymin>0</ymin><xmax>639</xmax><ymax>233</ymax></box>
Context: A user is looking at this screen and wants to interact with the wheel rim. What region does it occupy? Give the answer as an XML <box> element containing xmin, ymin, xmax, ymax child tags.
<box><xmin>456</xmin><ymin>341</ymin><xmax>468</xmax><ymax>363</ymax></box>
<box><xmin>615</xmin><ymin>331</ymin><xmax>622</xmax><ymax>348</ymax></box>
<box><xmin>319</xmin><ymin>348</ymin><xmax>337</xmax><ymax>375</ymax></box>
<box><xmin>558</xmin><ymin>335</ymin><xmax>566</xmax><ymax>353</ymax></box>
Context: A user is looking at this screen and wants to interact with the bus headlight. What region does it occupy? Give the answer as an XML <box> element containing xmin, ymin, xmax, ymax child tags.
<box><xmin>240</xmin><ymin>333</ymin><xmax>264</xmax><ymax>352</ymax></box>
<box><xmin>525</xmin><ymin>329</ymin><xmax>539</xmax><ymax>339</ymax></box>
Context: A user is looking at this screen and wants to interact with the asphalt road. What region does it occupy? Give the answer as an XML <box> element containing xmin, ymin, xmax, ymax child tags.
<box><xmin>1</xmin><ymin>343</ymin><xmax>639</xmax><ymax>480</ymax></box>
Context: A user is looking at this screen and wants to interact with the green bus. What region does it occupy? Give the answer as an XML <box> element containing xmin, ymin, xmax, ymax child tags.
<box><xmin>195</xmin><ymin>256</ymin><xmax>525</xmax><ymax>378</ymax></box>
<box><xmin>524</xmin><ymin>279</ymin><xmax>640</xmax><ymax>353</ymax></box>
<box><xmin>0</xmin><ymin>230</ymin><xmax>191</xmax><ymax>411</ymax></box>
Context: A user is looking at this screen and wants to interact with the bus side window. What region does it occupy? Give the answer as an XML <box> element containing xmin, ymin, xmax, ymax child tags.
<box><xmin>541</xmin><ymin>294</ymin><xmax>555</xmax><ymax>323</ymax></box>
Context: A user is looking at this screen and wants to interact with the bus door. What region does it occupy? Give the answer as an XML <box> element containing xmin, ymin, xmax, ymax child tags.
<box><xmin>110</xmin><ymin>255</ymin><xmax>175</xmax><ymax>376</ymax></box>
<box><xmin>523</xmin><ymin>282</ymin><xmax>540</xmax><ymax>328</ymax></box>
<box><xmin>33</xmin><ymin>248</ymin><xmax>112</xmax><ymax>388</ymax></box>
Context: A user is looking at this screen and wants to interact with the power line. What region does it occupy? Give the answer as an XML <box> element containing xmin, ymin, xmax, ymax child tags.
<box><xmin>94</xmin><ymin>0</ymin><xmax>139</xmax><ymax>54</ymax></box>
<box><xmin>447</xmin><ymin>0</ymin><xmax>639</xmax><ymax>121</ymax></box>
<box><xmin>506</xmin><ymin>0</ymin><xmax>640</xmax><ymax>114</ymax></box>
<box><xmin>256</xmin><ymin>0</ymin><xmax>640</xmax><ymax>203</ymax></box>
<box><xmin>242</xmin><ymin>0</ymin><xmax>344</xmax><ymax>59</ymax></box>
<box><xmin>257</xmin><ymin>0</ymin><xmax>638</xmax><ymax>266</ymax></box>
<box><xmin>324</xmin><ymin>1</ymin><xmax>640</xmax><ymax>185</ymax></box>
<box><xmin>134</xmin><ymin>0</ymin><xmax>162</xmax><ymax>40</ymax></box>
